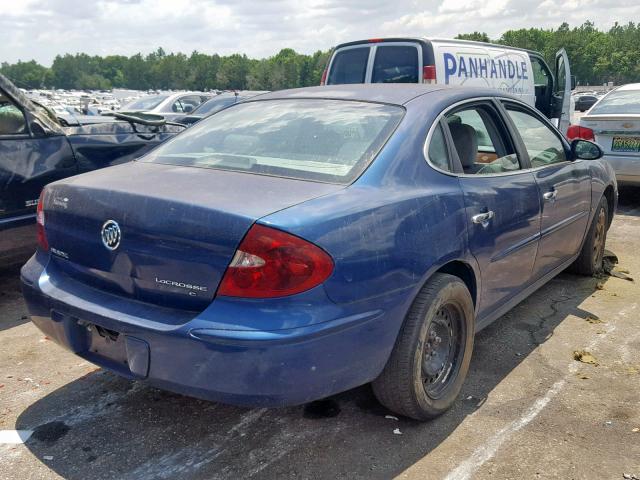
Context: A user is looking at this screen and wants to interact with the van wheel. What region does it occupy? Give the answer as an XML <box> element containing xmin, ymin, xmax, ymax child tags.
<box><xmin>372</xmin><ymin>273</ymin><xmax>474</xmax><ymax>420</ymax></box>
<box><xmin>571</xmin><ymin>196</ymin><xmax>608</xmax><ymax>276</ymax></box>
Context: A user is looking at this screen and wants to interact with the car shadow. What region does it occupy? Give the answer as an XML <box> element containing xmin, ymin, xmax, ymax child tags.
<box><xmin>14</xmin><ymin>267</ymin><xmax>613</xmax><ymax>480</ymax></box>
<box><xmin>617</xmin><ymin>186</ymin><xmax>640</xmax><ymax>216</ymax></box>
<box><xmin>0</xmin><ymin>261</ymin><xmax>30</xmax><ymax>332</ymax></box>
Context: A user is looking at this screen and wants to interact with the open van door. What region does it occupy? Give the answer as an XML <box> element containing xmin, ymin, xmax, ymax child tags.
<box><xmin>552</xmin><ymin>48</ymin><xmax>573</xmax><ymax>134</ymax></box>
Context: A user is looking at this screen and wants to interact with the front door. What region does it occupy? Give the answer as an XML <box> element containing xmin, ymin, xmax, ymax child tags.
<box><xmin>441</xmin><ymin>101</ymin><xmax>541</xmax><ymax>319</ymax></box>
<box><xmin>551</xmin><ymin>48</ymin><xmax>573</xmax><ymax>134</ymax></box>
<box><xmin>501</xmin><ymin>101</ymin><xmax>591</xmax><ymax>277</ymax></box>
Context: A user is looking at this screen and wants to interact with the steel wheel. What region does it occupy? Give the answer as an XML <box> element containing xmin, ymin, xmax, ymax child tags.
<box><xmin>593</xmin><ymin>206</ymin><xmax>606</xmax><ymax>270</ymax></box>
<box><xmin>422</xmin><ymin>304</ymin><xmax>464</xmax><ymax>399</ymax></box>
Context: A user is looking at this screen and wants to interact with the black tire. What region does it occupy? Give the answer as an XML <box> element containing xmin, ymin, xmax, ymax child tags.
<box><xmin>372</xmin><ymin>273</ymin><xmax>475</xmax><ymax>420</ymax></box>
<box><xmin>571</xmin><ymin>196</ymin><xmax>608</xmax><ymax>276</ymax></box>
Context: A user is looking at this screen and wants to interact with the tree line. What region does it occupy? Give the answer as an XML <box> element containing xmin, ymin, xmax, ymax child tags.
<box><xmin>2</xmin><ymin>21</ymin><xmax>638</xmax><ymax>91</ymax></box>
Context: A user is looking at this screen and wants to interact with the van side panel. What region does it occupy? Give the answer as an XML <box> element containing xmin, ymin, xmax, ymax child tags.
<box><xmin>432</xmin><ymin>41</ymin><xmax>535</xmax><ymax>107</ymax></box>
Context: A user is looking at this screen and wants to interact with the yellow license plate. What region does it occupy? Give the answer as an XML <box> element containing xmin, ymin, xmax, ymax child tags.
<box><xmin>612</xmin><ymin>136</ymin><xmax>640</xmax><ymax>153</ymax></box>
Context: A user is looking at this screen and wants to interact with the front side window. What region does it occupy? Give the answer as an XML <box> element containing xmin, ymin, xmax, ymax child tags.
<box><xmin>505</xmin><ymin>105</ymin><xmax>567</xmax><ymax>168</ymax></box>
<box><xmin>0</xmin><ymin>94</ymin><xmax>26</xmax><ymax>135</ymax></box>
<box><xmin>443</xmin><ymin>106</ymin><xmax>520</xmax><ymax>175</ymax></box>
<box><xmin>372</xmin><ymin>46</ymin><xmax>419</xmax><ymax>83</ymax></box>
<box><xmin>327</xmin><ymin>47</ymin><xmax>370</xmax><ymax>85</ymax></box>
<box><xmin>173</xmin><ymin>95</ymin><xmax>204</xmax><ymax>113</ymax></box>
<box><xmin>142</xmin><ymin>99</ymin><xmax>405</xmax><ymax>184</ymax></box>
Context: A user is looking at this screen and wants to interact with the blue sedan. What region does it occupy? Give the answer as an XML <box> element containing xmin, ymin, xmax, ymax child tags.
<box><xmin>21</xmin><ymin>85</ymin><xmax>617</xmax><ymax>420</ymax></box>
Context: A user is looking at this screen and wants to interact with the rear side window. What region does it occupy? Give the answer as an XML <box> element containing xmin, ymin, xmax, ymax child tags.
<box><xmin>442</xmin><ymin>105</ymin><xmax>520</xmax><ymax>175</ymax></box>
<box><xmin>143</xmin><ymin>99</ymin><xmax>405</xmax><ymax>184</ymax></box>
<box><xmin>427</xmin><ymin>124</ymin><xmax>450</xmax><ymax>171</ymax></box>
<box><xmin>372</xmin><ymin>46</ymin><xmax>419</xmax><ymax>83</ymax></box>
<box><xmin>327</xmin><ymin>47</ymin><xmax>370</xmax><ymax>85</ymax></box>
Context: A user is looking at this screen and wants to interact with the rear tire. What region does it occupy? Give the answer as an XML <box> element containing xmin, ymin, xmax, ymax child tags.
<box><xmin>372</xmin><ymin>273</ymin><xmax>474</xmax><ymax>420</ymax></box>
<box><xmin>571</xmin><ymin>196</ymin><xmax>608</xmax><ymax>276</ymax></box>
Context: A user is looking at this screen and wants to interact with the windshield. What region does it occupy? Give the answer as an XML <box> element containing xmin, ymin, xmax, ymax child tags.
<box><xmin>142</xmin><ymin>99</ymin><xmax>404</xmax><ymax>184</ymax></box>
<box><xmin>122</xmin><ymin>95</ymin><xmax>168</xmax><ymax>111</ymax></box>
<box><xmin>590</xmin><ymin>90</ymin><xmax>640</xmax><ymax>115</ymax></box>
<box><xmin>195</xmin><ymin>96</ymin><xmax>238</xmax><ymax>115</ymax></box>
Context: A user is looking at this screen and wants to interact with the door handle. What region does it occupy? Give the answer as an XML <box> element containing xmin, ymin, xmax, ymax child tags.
<box><xmin>472</xmin><ymin>210</ymin><xmax>494</xmax><ymax>228</ymax></box>
<box><xmin>543</xmin><ymin>190</ymin><xmax>557</xmax><ymax>201</ymax></box>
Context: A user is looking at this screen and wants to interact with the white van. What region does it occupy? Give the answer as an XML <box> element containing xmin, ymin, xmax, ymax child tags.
<box><xmin>322</xmin><ymin>38</ymin><xmax>575</xmax><ymax>133</ymax></box>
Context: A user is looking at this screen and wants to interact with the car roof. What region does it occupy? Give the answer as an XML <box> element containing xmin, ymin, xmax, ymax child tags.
<box><xmin>333</xmin><ymin>37</ymin><xmax>540</xmax><ymax>57</ymax></box>
<box><xmin>247</xmin><ymin>84</ymin><xmax>514</xmax><ymax>106</ymax></box>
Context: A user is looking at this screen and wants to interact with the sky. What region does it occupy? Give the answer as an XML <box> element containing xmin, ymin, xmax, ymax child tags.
<box><xmin>1</xmin><ymin>0</ymin><xmax>638</xmax><ymax>65</ymax></box>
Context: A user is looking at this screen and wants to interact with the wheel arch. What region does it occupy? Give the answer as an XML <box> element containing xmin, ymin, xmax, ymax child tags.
<box><xmin>434</xmin><ymin>260</ymin><xmax>478</xmax><ymax>309</ymax></box>
<box><xmin>603</xmin><ymin>184</ymin><xmax>615</xmax><ymax>229</ymax></box>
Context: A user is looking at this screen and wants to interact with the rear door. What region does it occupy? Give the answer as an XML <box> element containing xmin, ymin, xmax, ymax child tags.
<box><xmin>551</xmin><ymin>48</ymin><xmax>573</xmax><ymax>134</ymax></box>
<box><xmin>501</xmin><ymin>100</ymin><xmax>591</xmax><ymax>277</ymax></box>
<box><xmin>438</xmin><ymin>100</ymin><xmax>541</xmax><ymax>319</ymax></box>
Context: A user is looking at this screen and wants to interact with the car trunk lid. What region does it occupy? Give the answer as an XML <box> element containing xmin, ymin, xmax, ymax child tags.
<box><xmin>43</xmin><ymin>161</ymin><xmax>342</xmax><ymax>312</ymax></box>
<box><xmin>581</xmin><ymin>114</ymin><xmax>640</xmax><ymax>156</ymax></box>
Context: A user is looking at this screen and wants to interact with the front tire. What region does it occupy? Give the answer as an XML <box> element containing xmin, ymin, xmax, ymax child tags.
<box><xmin>571</xmin><ymin>196</ymin><xmax>608</xmax><ymax>276</ymax></box>
<box><xmin>372</xmin><ymin>273</ymin><xmax>475</xmax><ymax>420</ymax></box>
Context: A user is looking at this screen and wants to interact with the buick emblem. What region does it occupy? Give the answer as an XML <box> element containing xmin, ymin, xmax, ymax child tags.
<box><xmin>101</xmin><ymin>220</ymin><xmax>121</xmax><ymax>250</ymax></box>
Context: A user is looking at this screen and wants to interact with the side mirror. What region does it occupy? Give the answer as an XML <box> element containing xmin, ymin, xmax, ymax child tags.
<box><xmin>571</xmin><ymin>139</ymin><xmax>603</xmax><ymax>160</ymax></box>
<box><xmin>571</xmin><ymin>75</ymin><xmax>577</xmax><ymax>91</ymax></box>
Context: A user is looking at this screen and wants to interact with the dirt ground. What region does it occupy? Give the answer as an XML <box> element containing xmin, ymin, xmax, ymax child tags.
<box><xmin>1</xmin><ymin>189</ymin><xmax>639</xmax><ymax>480</ymax></box>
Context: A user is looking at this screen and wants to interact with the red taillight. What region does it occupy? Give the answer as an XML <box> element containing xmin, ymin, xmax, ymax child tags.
<box><xmin>320</xmin><ymin>67</ymin><xmax>328</xmax><ymax>86</ymax></box>
<box><xmin>566</xmin><ymin>124</ymin><xmax>595</xmax><ymax>141</ymax></box>
<box><xmin>218</xmin><ymin>224</ymin><xmax>334</xmax><ymax>298</ymax></box>
<box><xmin>423</xmin><ymin>65</ymin><xmax>437</xmax><ymax>84</ymax></box>
<box><xmin>36</xmin><ymin>190</ymin><xmax>48</xmax><ymax>251</ymax></box>
<box><xmin>368</xmin><ymin>38</ymin><xmax>383</xmax><ymax>43</ymax></box>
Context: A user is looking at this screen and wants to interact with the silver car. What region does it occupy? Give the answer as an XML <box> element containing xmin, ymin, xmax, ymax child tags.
<box><xmin>574</xmin><ymin>84</ymin><xmax>640</xmax><ymax>185</ymax></box>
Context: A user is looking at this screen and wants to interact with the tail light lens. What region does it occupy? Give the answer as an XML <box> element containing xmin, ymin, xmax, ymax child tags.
<box><xmin>320</xmin><ymin>66</ymin><xmax>328</xmax><ymax>86</ymax></box>
<box><xmin>36</xmin><ymin>190</ymin><xmax>48</xmax><ymax>251</ymax></box>
<box><xmin>423</xmin><ymin>65</ymin><xmax>437</xmax><ymax>84</ymax></box>
<box><xmin>218</xmin><ymin>224</ymin><xmax>334</xmax><ymax>298</ymax></box>
<box><xmin>566</xmin><ymin>125</ymin><xmax>595</xmax><ymax>141</ymax></box>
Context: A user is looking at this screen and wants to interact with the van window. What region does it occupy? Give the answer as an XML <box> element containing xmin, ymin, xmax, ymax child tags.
<box><xmin>327</xmin><ymin>48</ymin><xmax>370</xmax><ymax>85</ymax></box>
<box><xmin>372</xmin><ymin>46</ymin><xmax>419</xmax><ymax>83</ymax></box>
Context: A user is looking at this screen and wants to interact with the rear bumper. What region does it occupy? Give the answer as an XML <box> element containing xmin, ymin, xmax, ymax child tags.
<box><xmin>20</xmin><ymin>253</ymin><xmax>404</xmax><ymax>407</ymax></box>
<box><xmin>601</xmin><ymin>154</ymin><xmax>640</xmax><ymax>185</ymax></box>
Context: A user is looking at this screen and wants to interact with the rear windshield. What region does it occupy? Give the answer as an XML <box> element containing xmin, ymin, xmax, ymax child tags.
<box><xmin>122</xmin><ymin>95</ymin><xmax>168</xmax><ymax>111</ymax></box>
<box><xmin>590</xmin><ymin>90</ymin><xmax>640</xmax><ymax>115</ymax></box>
<box><xmin>141</xmin><ymin>99</ymin><xmax>404</xmax><ymax>184</ymax></box>
<box><xmin>327</xmin><ymin>48</ymin><xmax>369</xmax><ymax>85</ymax></box>
<box><xmin>372</xmin><ymin>46</ymin><xmax>419</xmax><ymax>83</ymax></box>
<box><xmin>195</xmin><ymin>96</ymin><xmax>237</xmax><ymax>115</ymax></box>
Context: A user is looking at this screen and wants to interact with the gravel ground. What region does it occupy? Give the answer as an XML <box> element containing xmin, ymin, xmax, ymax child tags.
<box><xmin>0</xmin><ymin>189</ymin><xmax>639</xmax><ymax>480</ymax></box>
